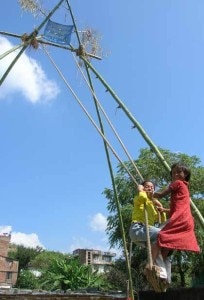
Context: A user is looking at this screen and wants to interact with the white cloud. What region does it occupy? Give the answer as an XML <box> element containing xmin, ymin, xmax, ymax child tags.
<box><xmin>0</xmin><ymin>225</ymin><xmax>44</xmax><ymax>249</ymax></box>
<box><xmin>89</xmin><ymin>213</ymin><xmax>107</xmax><ymax>232</ymax></box>
<box><xmin>0</xmin><ymin>225</ymin><xmax>12</xmax><ymax>235</ymax></box>
<box><xmin>11</xmin><ymin>232</ymin><xmax>45</xmax><ymax>249</ymax></box>
<box><xmin>0</xmin><ymin>36</ymin><xmax>60</xmax><ymax>103</ymax></box>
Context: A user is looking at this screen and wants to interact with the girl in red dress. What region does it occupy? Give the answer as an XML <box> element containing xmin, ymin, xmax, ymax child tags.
<box><xmin>152</xmin><ymin>162</ymin><xmax>200</xmax><ymax>263</ymax></box>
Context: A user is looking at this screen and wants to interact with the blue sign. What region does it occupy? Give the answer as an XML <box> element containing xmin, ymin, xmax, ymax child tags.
<box><xmin>44</xmin><ymin>20</ymin><xmax>74</xmax><ymax>45</ymax></box>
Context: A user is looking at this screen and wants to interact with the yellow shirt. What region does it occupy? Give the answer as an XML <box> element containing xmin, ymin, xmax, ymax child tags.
<box><xmin>131</xmin><ymin>191</ymin><xmax>166</xmax><ymax>226</ymax></box>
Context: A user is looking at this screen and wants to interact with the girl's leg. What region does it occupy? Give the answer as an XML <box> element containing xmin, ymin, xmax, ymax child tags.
<box><xmin>151</xmin><ymin>242</ymin><xmax>160</xmax><ymax>264</ymax></box>
<box><xmin>161</xmin><ymin>248</ymin><xmax>170</xmax><ymax>261</ymax></box>
<box><xmin>148</xmin><ymin>225</ymin><xmax>161</xmax><ymax>263</ymax></box>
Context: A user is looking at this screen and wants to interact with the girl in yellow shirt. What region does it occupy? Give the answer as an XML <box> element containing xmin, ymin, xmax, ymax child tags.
<box><xmin>129</xmin><ymin>181</ymin><xmax>166</xmax><ymax>246</ymax></box>
<box><xmin>129</xmin><ymin>181</ymin><xmax>170</xmax><ymax>282</ymax></box>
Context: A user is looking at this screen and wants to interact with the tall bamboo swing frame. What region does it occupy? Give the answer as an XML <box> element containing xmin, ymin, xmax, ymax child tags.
<box><xmin>1</xmin><ymin>0</ymin><xmax>204</xmax><ymax>298</ymax></box>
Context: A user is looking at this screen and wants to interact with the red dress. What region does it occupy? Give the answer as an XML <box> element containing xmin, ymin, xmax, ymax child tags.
<box><xmin>158</xmin><ymin>180</ymin><xmax>200</xmax><ymax>252</ymax></box>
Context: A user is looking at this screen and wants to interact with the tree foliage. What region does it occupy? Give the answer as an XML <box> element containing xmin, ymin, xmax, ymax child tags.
<box><xmin>16</xmin><ymin>270</ymin><xmax>40</xmax><ymax>289</ymax></box>
<box><xmin>30</xmin><ymin>250</ymin><xmax>69</xmax><ymax>271</ymax></box>
<box><xmin>8</xmin><ymin>245</ymin><xmax>43</xmax><ymax>272</ymax></box>
<box><xmin>39</xmin><ymin>257</ymin><xmax>104</xmax><ymax>291</ymax></box>
<box><xmin>9</xmin><ymin>247</ymin><xmax>109</xmax><ymax>291</ymax></box>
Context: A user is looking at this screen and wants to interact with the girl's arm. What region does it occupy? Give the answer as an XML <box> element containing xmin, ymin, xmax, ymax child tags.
<box><xmin>153</xmin><ymin>186</ymin><xmax>171</xmax><ymax>199</ymax></box>
<box><xmin>152</xmin><ymin>198</ymin><xmax>163</xmax><ymax>208</ymax></box>
<box><xmin>157</xmin><ymin>206</ymin><xmax>170</xmax><ymax>213</ymax></box>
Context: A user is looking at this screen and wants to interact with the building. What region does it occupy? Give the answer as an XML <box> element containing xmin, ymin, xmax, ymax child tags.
<box><xmin>0</xmin><ymin>234</ymin><xmax>19</xmax><ymax>288</ymax></box>
<box><xmin>73</xmin><ymin>248</ymin><xmax>116</xmax><ymax>273</ymax></box>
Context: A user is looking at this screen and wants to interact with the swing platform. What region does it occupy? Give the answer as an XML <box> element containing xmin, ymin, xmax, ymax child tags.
<box><xmin>144</xmin><ymin>264</ymin><xmax>169</xmax><ymax>293</ymax></box>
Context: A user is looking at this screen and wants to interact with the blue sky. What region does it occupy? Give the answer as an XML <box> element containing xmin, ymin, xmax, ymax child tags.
<box><xmin>0</xmin><ymin>0</ymin><xmax>204</xmax><ymax>253</ymax></box>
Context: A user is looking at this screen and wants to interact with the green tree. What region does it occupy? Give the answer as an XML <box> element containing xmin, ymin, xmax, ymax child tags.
<box><xmin>105</xmin><ymin>253</ymin><xmax>149</xmax><ymax>292</ymax></box>
<box><xmin>8</xmin><ymin>245</ymin><xmax>43</xmax><ymax>272</ymax></box>
<box><xmin>16</xmin><ymin>270</ymin><xmax>40</xmax><ymax>289</ymax></box>
<box><xmin>104</xmin><ymin>258</ymin><xmax>127</xmax><ymax>292</ymax></box>
<box><xmin>30</xmin><ymin>250</ymin><xmax>69</xmax><ymax>271</ymax></box>
<box><xmin>104</xmin><ymin>147</ymin><xmax>204</xmax><ymax>288</ymax></box>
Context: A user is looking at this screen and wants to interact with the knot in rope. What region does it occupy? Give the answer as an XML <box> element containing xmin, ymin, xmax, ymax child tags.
<box><xmin>21</xmin><ymin>30</ymin><xmax>39</xmax><ymax>49</ymax></box>
<box><xmin>76</xmin><ymin>44</ymin><xmax>86</xmax><ymax>57</ymax></box>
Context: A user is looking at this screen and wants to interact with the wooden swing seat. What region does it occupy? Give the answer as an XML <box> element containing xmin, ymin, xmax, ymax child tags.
<box><xmin>144</xmin><ymin>264</ymin><xmax>169</xmax><ymax>293</ymax></box>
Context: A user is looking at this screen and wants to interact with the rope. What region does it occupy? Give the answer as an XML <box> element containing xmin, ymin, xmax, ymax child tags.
<box><xmin>71</xmin><ymin>41</ymin><xmax>155</xmax><ymax>292</ymax></box>
<box><xmin>75</xmin><ymin>54</ymin><xmax>156</xmax><ymax>286</ymax></box>
<box><xmin>73</xmin><ymin>57</ymin><xmax>165</xmax><ymax>288</ymax></box>
<box><xmin>72</xmin><ymin>49</ymin><xmax>156</xmax><ymax>290</ymax></box>
<box><xmin>144</xmin><ymin>203</ymin><xmax>153</xmax><ymax>270</ymax></box>
<box><xmin>72</xmin><ymin>51</ymin><xmax>156</xmax><ymax>282</ymax></box>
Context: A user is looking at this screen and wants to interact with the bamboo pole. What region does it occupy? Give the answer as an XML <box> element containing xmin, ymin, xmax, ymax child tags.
<box><xmin>0</xmin><ymin>31</ymin><xmax>23</xmax><ymax>38</ymax></box>
<box><xmin>85</xmin><ymin>66</ymin><xmax>134</xmax><ymax>300</ymax></box>
<box><xmin>65</xmin><ymin>0</ymin><xmax>81</xmax><ymax>45</ymax></box>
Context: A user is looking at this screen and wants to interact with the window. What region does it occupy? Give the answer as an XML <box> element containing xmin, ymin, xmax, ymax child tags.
<box><xmin>6</xmin><ymin>258</ymin><xmax>13</xmax><ymax>268</ymax></box>
<box><xmin>6</xmin><ymin>272</ymin><xmax>12</xmax><ymax>280</ymax></box>
<box><xmin>103</xmin><ymin>256</ymin><xmax>111</xmax><ymax>262</ymax></box>
<box><xmin>87</xmin><ymin>251</ymin><xmax>91</xmax><ymax>264</ymax></box>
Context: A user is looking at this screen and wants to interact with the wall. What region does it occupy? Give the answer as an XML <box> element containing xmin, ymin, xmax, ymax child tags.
<box><xmin>0</xmin><ymin>236</ymin><xmax>10</xmax><ymax>257</ymax></box>
<box><xmin>0</xmin><ymin>234</ymin><xmax>19</xmax><ymax>287</ymax></box>
<box><xmin>0</xmin><ymin>293</ymin><xmax>125</xmax><ymax>300</ymax></box>
<box><xmin>0</xmin><ymin>287</ymin><xmax>204</xmax><ymax>300</ymax></box>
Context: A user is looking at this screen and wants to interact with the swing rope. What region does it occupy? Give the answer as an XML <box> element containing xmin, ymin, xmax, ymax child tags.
<box><xmin>73</xmin><ymin>55</ymin><xmax>157</xmax><ymax>290</ymax></box>
<box><xmin>77</xmin><ymin>57</ymin><xmax>158</xmax><ymax>290</ymax></box>
<box><xmin>73</xmin><ymin>52</ymin><xmax>173</xmax><ymax>291</ymax></box>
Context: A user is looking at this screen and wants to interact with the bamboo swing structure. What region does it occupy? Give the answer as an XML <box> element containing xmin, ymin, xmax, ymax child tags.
<box><xmin>1</xmin><ymin>0</ymin><xmax>204</xmax><ymax>298</ymax></box>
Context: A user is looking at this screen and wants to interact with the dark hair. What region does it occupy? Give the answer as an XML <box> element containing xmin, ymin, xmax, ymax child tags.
<box><xmin>141</xmin><ymin>180</ymin><xmax>155</xmax><ymax>190</ymax></box>
<box><xmin>170</xmin><ymin>162</ymin><xmax>191</xmax><ymax>182</ymax></box>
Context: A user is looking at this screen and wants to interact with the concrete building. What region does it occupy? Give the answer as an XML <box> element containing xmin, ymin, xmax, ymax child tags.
<box><xmin>0</xmin><ymin>234</ymin><xmax>19</xmax><ymax>288</ymax></box>
<box><xmin>73</xmin><ymin>248</ymin><xmax>116</xmax><ymax>273</ymax></box>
